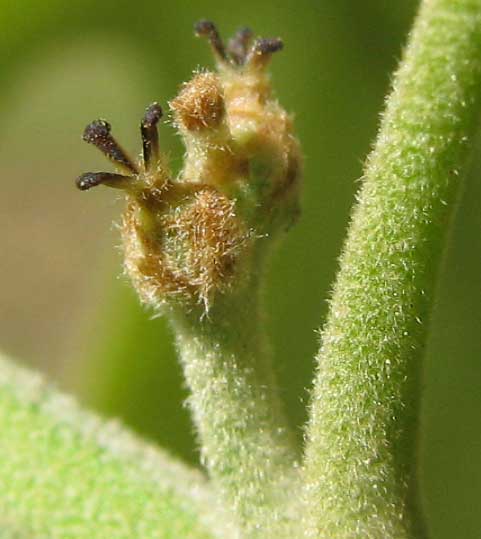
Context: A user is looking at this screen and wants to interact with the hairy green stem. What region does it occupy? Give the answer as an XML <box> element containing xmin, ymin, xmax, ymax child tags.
<box><xmin>171</xmin><ymin>272</ymin><xmax>299</xmax><ymax>539</ymax></box>
<box><xmin>302</xmin><ymin>0</ymin><xmax>481</xmax><ymax>537</ymax></box>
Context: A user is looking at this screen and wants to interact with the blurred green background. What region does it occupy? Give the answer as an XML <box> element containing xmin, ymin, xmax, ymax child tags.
<box><xmin>1</xmin><ymin>1</ymin><xmax>480</xmax><ymax>537</ymax></box>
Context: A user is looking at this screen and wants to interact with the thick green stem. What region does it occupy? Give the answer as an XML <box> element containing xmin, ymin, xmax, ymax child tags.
<box><xmin>302</xmin><ymin>1</ymin><xmax>481</xmax><ymax>538</ymax></box>
<box><xmin>171</xmin><ymin>272</ymin><xmax>299</xmax><ymax>539</ymax></box>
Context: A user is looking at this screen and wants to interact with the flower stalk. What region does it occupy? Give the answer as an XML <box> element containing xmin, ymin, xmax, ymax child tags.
<box><xmin>171</xmin><ymin>272</ymin><xmax>299</xmax><ymax>538</ymax></box>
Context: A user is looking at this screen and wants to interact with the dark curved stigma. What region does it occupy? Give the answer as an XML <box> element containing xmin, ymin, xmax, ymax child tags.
<box><xmin>76</xmin><ymin>171</ymin><xmax>132</xmax><ymax>191</ymax></box>
<box><xmin>83</xmin><ymin>119</ymin><xmax>138</xmax><ymax>175</ymax></box>
<box><xmin>247</xmin><ymin>37</ymin><xmax>284</xmax><ymax>65</ymax></box>
<box><xmin>194</xmin><ymin>20</ymin><xmax>227</xmax><ymax>62</ymax></box>
<box><xmin>141</xmin><ymin>102</ymin><xmax>163</xmax><ymax>171</ymax></box>
<box><xmin>227</xmin><ymin>27</ymin><xmax>253</xmax><ymax>65</ymax></box>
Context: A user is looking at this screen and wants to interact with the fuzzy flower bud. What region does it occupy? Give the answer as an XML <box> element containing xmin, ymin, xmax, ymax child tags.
<box><xmin>77</xmin><ymin>21</ymin><xmax>302</xmax><ymax>313</ymax></box>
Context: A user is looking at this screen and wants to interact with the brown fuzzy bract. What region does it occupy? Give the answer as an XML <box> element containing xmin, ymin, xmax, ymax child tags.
<box><xmin>170</xmin><ymin>72</ymin><xmax>225</xmax><ymax>131</ymax></box>
<box><xmin>122</xmin><ymin>187</ymin><xmax>251</xmax><ymax>310</ymax></box>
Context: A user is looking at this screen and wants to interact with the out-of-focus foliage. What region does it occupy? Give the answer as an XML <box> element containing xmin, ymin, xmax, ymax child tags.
<box><xmin>0</xmin><ymin>354</ymin><xmax>222</xmax><ymax>539</ymax></box>
<box><xmin>0</xmin><ymin>1</ymin><xmax>480</xmax><ymax>538</ymax></box>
